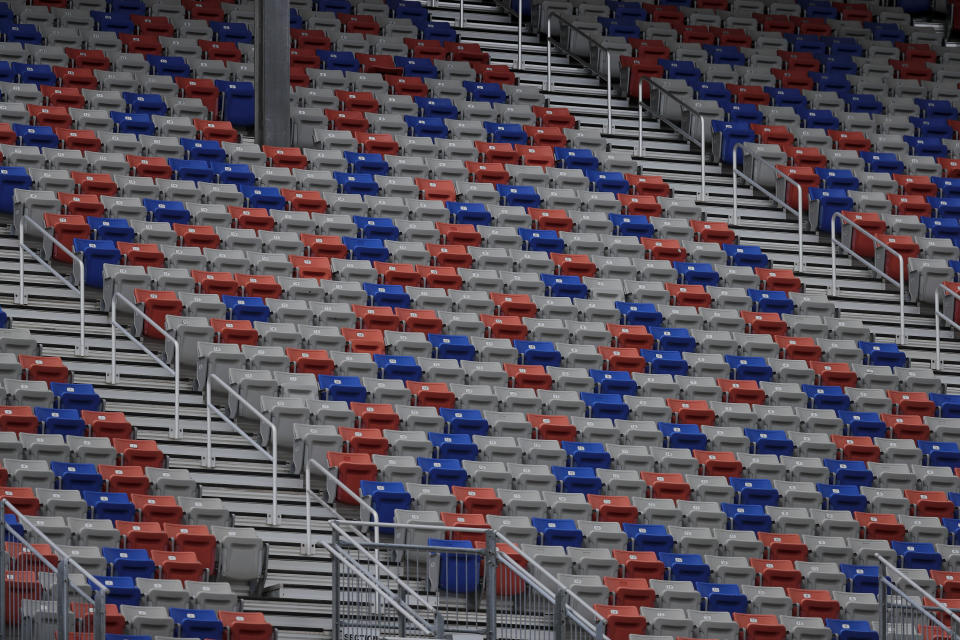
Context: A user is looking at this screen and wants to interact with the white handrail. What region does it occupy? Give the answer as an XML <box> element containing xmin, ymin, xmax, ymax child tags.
<box><xmin>830</xmin><ymin>212</ymin><xmax>906</xmax><ymax>344</ymax></box>
<box><xmin>516</xmin><ymin>0</ymin><xmax>523</xmax><ymax>70</ymax></box>
<box><xmin>109</xmin><ymin>293</ymin><xmax>181</xmax><ymax>438</ymax></box>
<box><xmin>646</xmin><ymin>77</ymin><xmax>708</xmax><ymax>200</ymax></box>
<box><xmin>17</xmin><ymin>216</ymin><xmax>86</xmax><ymax>355</ymax></box>
<box><xmin>205</xmin><ymin>373</ymin><xmax>279</xmax><ymax>526</ymax></box>
<box><xmin>606</xmin><ymin>50</ymin><xmax>613</xmax><ymax>134</ymax></box>
<box><xmin>304</xmin><ymin>458</ymin><xmax>379</xmax><ymax>552</ymax></box>
<box><xmin>731</xmin><ymin>142</ymin><xmax>805</xmax><ymax>271</ymax></box>
<box><xmin>933</xmin><ymin>282</ymin><xmax>960</xmax><ymax>369</ymax></box>
<box><xmin>876</xmin><ymin>553</ymin><xmax>960</xmax><ymax>629</ymax></box>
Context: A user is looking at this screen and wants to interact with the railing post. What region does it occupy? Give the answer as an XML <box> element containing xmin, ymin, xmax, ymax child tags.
<box><xmin>516</xmin><ymin>0</ymin><xmax>523</xmax><ymax>70</ymax></box>
<box><xmin>204</xmin><ymin>375</ymin><xmax>214</xmax><ymax>468</ymax></box>
<box><xmin>637</xmin><ymin>99</ymin><xmax>643</xmax><ymax>157</ymax></box>
<box><xmin>898</xmin><ymin>253</ymin><xmax>906</xmax><ymax>345</ymax></box>
<box><xmin>553</xmin><ymin>591</ymin><xmax>566</xmax><ymax>640</ymax></box>
<box><xmin>77</xmin><ymin>260</ymin><xmax>85</xmax><ymax>356</ymax></box>
<box><xmin>699</xmin><ymin>115</ymin><xmax>706</xmax><ymax>200</ymax></box>
<box><xmin>935</xmin><ymin>288</ymin><xmax>942</xmax><ymax>369</ymax></box>
<box><xmin>303</xmin><ymin>462</ymin><xmax>313</xmax><ymax>554</ymax></box>
<box><xmin>606</xmin><ymin>51</ymin><xmax>613</xmax><ymax>134</ymax></box>
<box><xmin>546</xmin><ymin>19</ymin><xmax>552</xmax><ymax>90</ymax></box>
<box><xmin>731</xmin><ymin>146</ymin><xmax>739</xmax><ymax>225</ymax></box>
<box><xmin>109</xmin><ymin>294</ymin><xmax>117</xmax><ymax>384</ymax></box>
<box><xmin>0</xmin><ymin>511</ymin><xmax>6</xmax><ymax>640</ymax></box>
<box><xmin>879</xmin><ymin>561</ymin><xmax>887</xmax><ymax>639</ymax></box>
<box><xmin>331</xmin><ymin>528</ymin><xmax>341</xmax><ymax>640</ymax></box>
<box><xmin>56</xmin><ymin>561</ymin><xmax>70</xmax><ymax>640</ymax></box>
<box><xmin>94</xmin><ymin>590</ymin><xmax>106</xmax><ymax>640</ymax></box>
<box><xmin>831</xmin><ymin>214</ymin><xmax>838</xmax><ymax>296</ymax></box>
<box><xmin>16</xmin><ymin>219</ymin><xmax>25</xmax><ymax>305</ymax></box>
<box><xmin>459</xmin><ymin>0</ymin><xmax>464</xmax><ymax>27</ymax></box>
<box><xmin>485</xmin><ymin>529</ymin><xmax>497</xmax><ymax>640</ymax></box>
<box><xmin>797</xmin><ymin>183</ymin><xmax>804</xmax><ymax>271</ymax></box>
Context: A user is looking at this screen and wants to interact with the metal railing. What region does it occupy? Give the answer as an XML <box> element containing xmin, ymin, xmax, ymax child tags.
<box><xmin>334</xmin><ymin>519</ymin><xmax>609</xmax><ymax>640</ymax></box>
<box><xmin>933</xmin><ymin>282</ymin><xmax>960</xmax><ymax>369</ymax></box>
<box><xmin>108</xmin><ymin>292</ymin><xmax>182</xmax><ymax>438</ymax></box>
<box><xmin>1</xmin><ymin>499</ymin><xmax>107</xmax><ymax>640</ymax></box>
<box><xmin>830</xmin><ymin>212</ymin><xmax>907</xmax><ymax>344</ymax></box>
<box><xmin>732</xmin><ymin>142</ymin><xmax>806</xmax><ymax>271</ymax></box>
<box><xmin>646</xmin><ymin>77</ymin><xmax>708</xmax><ymax>199</ymax></box>
<box><xmin>204</xmin><ymin>373</ymin><xmax>279</xmax><ymax>526</ymax></box>
<box><xmin>303</xmin><ymin>458</ymin><xmax>380</xmax><ymax>550</ymax></box>
<box><xmin>16</xmin><ymin>216</ymin><xmax>87</xmax><ymax>355</ymax></box>
<box><xmin>877</xmin><ymin>554</ymin><xmax>960</xmax><ymax>640</ymax></box>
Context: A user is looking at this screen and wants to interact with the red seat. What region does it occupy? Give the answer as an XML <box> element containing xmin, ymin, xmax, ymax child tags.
<box><xmin>756</xmin><ymin>268</ymin><xmax>803</xmax><ymax>292</ymax></box>
<box><xmin>741</xmin><ymin>311</ymin><xmax>788</xmax><ymax>336</ymax></box>
<box><xmin>477</xmin><ymin>312</ymin><xmax>525</xmax><ymax>340</ymax></box>
<box><xmin>0</xmin><ymin>488</ymin><xmax>39</xmax><ymax>515</ymax></box>
<box><xmin>0</xmin><ymin>407</ymin><xmax>38</xmax><ymax>436</ymax></box>
<box><xmin>490</xmin><ymin>293</ymin><xmax>537</xmax><ymax>318</ymax></box>
<box><xmin>133</xmin><ymin>290</ymin><xmax>183</xmax><ymax>339</ymax></box>
<box><xmin>71</xmin><ymin>602</ymin><xmax>124</xmax><ymax>634</ymax></box>
<box><xmin>516</xmin><ymin>145</ymin><xmax>555</xmax><ymax>167</ymax></box>
<box><xmin>350</xmin><ymin>403</ymin><xmax>399</xmax><ymax>431</ymax></box>
<box><xmin>427</xmin><ymin>243</ymin><xmax>472</xmax><ymax>268</ymax></box>
<box><xmin>666</xmin><ymin>283</ymin><xmax>711</xmax><ymax>308</ymax></box>
<box><xmin>830</xmin><ymin>435</ymin><xmax>882</xmax><ymax>462</ymax></box>
<box><xmin>132</xmin><ymin>494</ymin><xmax>183</xmax><ymax>525</ymax></box>
<box><xmin>385</xmin><ymin>75</ymin><xmax>428</xmax><ymax>97</ymax></box>
<box><xmin>27</xmin><ymin>104</ymin><xmax>71</xmax><ymax>128</ymax></box>
<box><xmin>71</xmin><ymin>172</ymin><xmax>117</xmax><ymax>196</ymax></box>
<box><xmin>606</xmin><ymin>325</ymin><xmax>654</xmax><ymax>350</ymax></box>
<box><xmin>53</xmin><ymin>66</ymin><xmax>98</xmax><ymax>89</ymax></box>
<box><xmin>854</xmin><ymin>512</ymin><xmax>906</xmax><ymax>541</ymax></box>
<box><xmin>173</xmin><ymin>223</ymin><xmax>220</xmax><ymax>249</ymax></box>
<box><xmin>475</xmin><ymin>142</ymin><xmax>519</xmax><ymax>165</ymax></box>
<box><xmin>465</xmin><ymin>161</ymin><xmax>509</xmax><ymax>184</ymax></box>
<box><xmin>81</xmin><ymin>410</ymin><xmax>132</xmax><ymax>440</ymax></box>
<box><xmin>324</xmin><ymin>109</ymin><xmax>370</xmax><ymax>133</ymax></box>
<box><xmin>354</xmin><ymin>54</ymin><xmax>401</xmax><ymax>76</ymax></box>
<box><xmin>617</xmin><ymin>194</ymin><xmax>662</xmax><ymax>217</ymax></box>
<box><xmin>341</xmin><ymin>328</ymin><xmax>385</xmax><ymax>354</ymax></box>
<box><xmin>531</xmin><ymin>106</ymin><xmax>577</xmax><ymax>129</ymax></box>
<box><xmin>641</xmin><ymin>238</ymin><xmax>686</xmax><ymax>262</ymax></box>
<box><xmin>5</xmin><ymin>541</ymin><xmax>56</xmax><ymax>569</ymax></box>
<box><xmin>176</xmin><ymin>78</ymin><xmax>219</xmax><ymax>115</ymax></box>
<box><xmin>882</xmin><ymin>414</ymin><xmax>929</xmax><ymax>441</ymax></box>
<box><xmin>117</xmin><ymin>520</ymin><xmax>166</xmax><ymax>550</ymax></box>
<box><xmin>940</xmin><ymin>158</ymin><xmax>960</xmax><ymax>178</ymax></box>
<box><xmin>165</xmin><ymin>523</ymin><xmax>216</xmax><ymax>572</ymax></box>
<box><xmin>888</xmin><ymin>193</ymin><xmax>933</xmax><ymax>217</ymax></box>
<box><xmin>691</xmin><ymin>220</ymin><xmax>735</xmax><ymax>244</ymax></box>
<box><xmin>439</xmin><ymin>512</ymin><xmax>489</xmax><ymax>543</ymax></box>
<box><xmin>398</xmin><ymin>308</ymin><xmax>443</xmax><ymax>334</ymax></box>
<box><xmin>759</xmin><ymin>532</ymin><xmax>808</xmax><ymax>561</ymax></box>
<box><xmin>776</xmin><ymin>165</ymin><xmax>820</xmax><ymax>209</ymax></box>
<box><xmin>528</xmin><ymin>414</ymin><xmax>576</xmax><ymax>441</ymax></box>
<box><xmin>775</xmin><ymin>336</ymin><xmax>822</xmax><ymax>364</ymax></box>
<box><xmin>523</xmin><ymin>125</ymin><xmax>566</xmax><ymax>147</ymax></box>
<box><xmin>504</xmin><ymin>364</ymin><xmax>551</xmax><ymax>390</ymax></box>
<box><xmin>127</xmin><ymin>155</ymin><xmax>172</xmax><ymax>179</ymax></box>
<box><xmin>236</xmin><ymin>274</ymin><xmax>281</xmax><ymax>299</ymax></box>
<box><xmin>748</xmin><ymin>558</ymin><xmax>802</xmax><ymax>588</ymax></box>
<box><xmin>666</xmin><ymin>399</ymin><xmax>715</xmax><ymax>426</ymax></box>
<box><xmin>611</xmin><ymin>550</ymin><xmax>664</xmax><ymax>580</ymax></box>
<box><xmin>3</xmin><ymin>570</ymin><xmax>42</xmax><ymax>623</ymax></box>
<box><xmin>132</xmin><ymin>15</ymin><xmax>175</xmax><ymax>36</ymax></box>
<box><xmin>905</xmin><ymin>490</ymin><xmax>956</xmax><ymax>518</ymax></box>
<box><xmin>375</xmin><ymin>262</ymin><xmax>419</xmax><ymax>287</ymax></box>
<box><xmin>355</xmin><ymin>133</ymin><xmax>399</xmax><ymax>156</ymax></box>
<box><xmin>891</xmin><ymin>59</ymin><xmax>931</xmax><ymax>81</ymax></box>
<box><xmin>718</xmin><ymin>379</ymin><xmax>765</xmax><ymax>405</ymax></box>
<box><xmin>451</xmin><ymin>486</ymin><xmax>503</xmax><ymax>516</ymax></box>
<box><xmin>339</xmin><ymin>13</ymin><xmax>380</xmax><ymax>34</ymax></box>
<box><xmin>473</xmin><ymin>63</ymin><xmax>516</xmax><ymax>85</ymax></box>
<box><xmin>415</xmin><ymin>178</ymin><xmax>457</xmax><ymax>201</ymax></box>
<box><xmin>198</xmin><ymin>39</ymin><xmax>242</xmax><ymax>62</ymax></box>
<box><xmin>752</xmin><ymin>124</ymin><xmax>795</xmax><ymax>146</ymax></box>
<box><xmin>0</xmin><ymin>123</ymin><xmax>15</xmax><ymax>146</ymax></box>
<box><xmin>529</xmin><ymin>208</ymin><xmax>573</xmax><ymax>231</ymax></box>
<box><xmin>151</xmin><ymin>550</ymin><xmax>204</xmax><ymax>581</ymax></box>
<box><xmin>210</xmin><ymin>318</ymin><xmax>259</xmax><ymax>346</ymax></box>
<box><xmin>337</xmin><ymin>427</ymin><xmax>388</xmax><ymax>455</ymax></box>
<box><xmin>445</xmin><ymin>41</ymin><xmax>489</xmax><ymax>64</ymax></box>
<box><xmin>286</xmin><ymin>348</ymin><xmax>335</xmax><ymax>375</ymax></box>
<box><xmin>228</xmin><ymin>206</ymin><xmax>274</xmax><ymax>231</ymax></box>
<box><xmin>98</xmin><ymin>464</ymin><xmax>149</xmax><ymax>495</ymax></box>
<box><xmin>120</xmin><ymin>33</ymin><xmax>164</xmax><ymax>56</ymax></box>
<box><xmin>437</xmin><ymin>223</ymin><xmax>482</xmax><ymax>246</ymax></box>
<box><xmin>406</xmin><ymin>382</ymin><xmax>456</xmax><ymax>409</ymax></box>
<box><xmin>598</xmin><ymin>347</ymin><xmax>646</xmax><ymax>373</ymax></box>
<box><xmin>194</xmin><ymin>119</ymin><xmax>239</xmax><ymax>142</ymax></box>
<box><xmin>681</xmin><ymin>24</ymin><xmax>716</xmax><ymax>44</ymax></box>
<box><xmin>116</xmin><ymin>439</ymin><xmax>165</xmax><ymax>467</ymax></box>
<box><xmin>811</xmin><ymin>362</ymin><xmax>858</xmax><ymax>389</ymax></box>
<box><xmin>593</xmin><ymin>604</ymin><xmax>647</xmax><ymax>640</ymax></box>
<box><xmin>693</xmin><ymin>450</ymin><xmax>743</xmax><ymax>478</ymax></box>
<box><xmin>118</xmin><ymin>242</ymin><xmax>164</xmax><ymax>268</ymax></box>
<box><xmin>404</xmin><ymin>38</ymin><xmax>446</xmax><ymax>60</ymax></box>
<box><xmin>787</xmin><ymin>588</ymin><xmax>840</xmax><ymax>619</ymax></box>
<box><xmin>552</xmin><ymin>253</ymin><xmax>596</xmax><ymax>277</ymax></box>
<box><xmin>772</xmin><ymin>69</ymin><xmax>815</xmax><ymax>90</ymax></box>
<box><xmin>841</xmin><ymin>211</ymin><xmax>886</xmax><ymax>260</ymax></box>
<box><xmin>888</xmin><ymin>391</ymin><xmax>936</xmax><ymax>417</ymax></box>
<box><xmin>894</xmin><ymin>174</ymin><xmax>938</xmax><ymax>197</ymax></box>
<box><xmin>191</xmin><ymin>270</ymin><xmax>238</xmax><ymax>296</ymax></box>
<box><xmin>587</xmin><ymin>494</ymin><xmax>638</xmax><ymax>524</ymax></box>
<box><xmin>185</xmin><ymin>1</ymin><xmax>224</xmax><ymax>20</ymax></box>
<box><xmin>639</xmin><ymin>472</ymin><xmax>691</xmax><ymax>500</ymax></box>
<box><xmin>300</xmin><ymin>235</ymin><xmax>347</xmax><ymax>259</ymax></box>
<box><xmin>42</xmin><ymin>213</ymin><xmax>89</xmax><ymax>263</ymax></box>
<box><xmin>932</xmin><ymin>571</ymin><xmax>960</xmax><ymax>598</ymax></box>
<box><xmin>325</xmin><ymin>452</ymin><xmax>377</xmax><ymax>505</ymax></box>
<box><xmin>728</xmin><ymin>84</ymin><xmax>770</xmax><ymax>106</ymax></box>
<box><xmin>416</xmin><ymin>265</ymin><xmax>462</xmax><ymax>291</ymax></box>
<box><xmin>620</xmin><ymin>54</ymin><xmax>664</xmax><ymax>99</ymax></box>
<box><xmin>603</xmin><ymin>576</ymin><xmax>658</xmax><ymax>606</ymax></box>
<box><xmin>264</xmin><ymin>145</ymin><xmax>309</xmax><ymax>169</ymax></box>
<box><xmin>827</xmin><ymin>130</ymin><xmax>871</xmax><ymax>152</ymax></box>
<box><xmin>217</xmin><ymin>611</ymin><xmax>274</xmax><ymax>640</ymax></box>
<box><xmin>58</xmin><ymin>193</ymin><xmax>105</xmax><ymax>218</ymax></box>
<box><xmin>352</xmin><ymin>305</ymin><xmax>400</xmax><ymax>331</ymax></box>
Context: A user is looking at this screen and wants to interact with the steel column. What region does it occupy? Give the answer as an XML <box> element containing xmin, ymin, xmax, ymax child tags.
<box><xmin>255</xmin><ymin>0</ymin><xmax>291</xmax><ymax>145</ymax></box>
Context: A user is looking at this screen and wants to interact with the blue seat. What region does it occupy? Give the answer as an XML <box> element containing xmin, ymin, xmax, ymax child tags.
<box><xmin>317</xmin><ymin>51</ymin><xmax>359</xmax><ymax>72</ymax></box>
<box><xmin>0</xmin><ymin>166</ymin><xmax>32</xmax><ymax>213</ymax></box>
<box><xmin>122</xmin><ymin>92</ymin><xmax>166</xmax><ymax>115</ymax></box>
<box><xmin>514</xmin><ymin>340</ymin><xmax>561</xmax><ymax>367</ymax></box>
<box><xmin>110</xmin><ymin>112</ymin><xmax>155</xmax><ymax>135</ymax></box>
<box><xmin>427</xmin><ymin>432</ymin><xmax>478</xmax><ymax>462</ymax></box>
<box><xmin>360</xmin><ymin>480</ymin><xmax>411</xmax><ymax>527</ymax></box>
<box><xmin>484</xmin><ymin>121</ymin><xmax>526</xmax><ymax>144</ymax></box>
<box><xmin>609</xmin><ymin>214</ymin><xmax>654</xmax><ymax>238</ymax></box>
<box><xmin>50</xmin><ymin>462</ymin><xmax>102</xmax><ymax>493</ymax></box>
<box><xmin>935</xmin><ymin>178</ymin><xmax>960</xmax><ymax>199</ymax></box>
<box><xmin>729</xmin><ymin>477</ymin><xmax>779</xmax><ymax>506</ymax></box>
<box><xmin>712</xmin><ymin>121</ymin><xmax>755</xmax><ymax>164</ymax></box>
<box><xmin>641</xmin><ymin>350</ymin><xmax>688</xmax><ymax>375</ymax></box>
<box><xmin>844</xmin><ymin>94</ymin><xmax>883</xmax><ymax>115</ymax></box>
<box><xmin>145</xmin><ymin>55</ymin><xmax>191</xmax><ymax>77</ymax></box>
<box><xmin>829</xmin><ymin>37</ymin><xmax>862</xmax><ymax>56</ymax></box>
<box><xmin>354</xmin><ymin>216</ymin><xmax>399</xmax><ymax>240</ymax></box>
<box><xmin>858</xmin><ymin>341</ymin><xmax>907</xmax><ymax>367</ymax></box>
<box><xmin>316</xmin><ymin>0</ymin><xmax>353</xmax><ymax>12</ymax></box>
<box><xmin>590</xmin><ymin>171</ymin><xmax>630</xmax><ymax>194</ymax></box>
<box><xmin>394</xmin><ymin>56</ymin><xmax>438</xmax><ymax>78</ymax></box>
<box><xmin>344</xmin><ymin>152</ymin><xmax>390</xmax><ymax>176</ymax></box>
<box><xmin>404</xmin><ymin>116</ymin><xmax>448</xmax><ymax>138</ymax></box>
<box><xmin>911</xmin><ymin>117</ymin><xmax>954</xmax><ymax>138</ymax></box>
<box><xmin>169</xmin><ymin>159</ymin><xmax>214</xmax><ymax>182</ymax></box>
<box><xmin>839</xmin><ymin>564</ymin><xmax>879</xmax><ymax>594</ymax></box>
<box><xmin>519</xmin><ymin>228</ymin><xmax>564</xmax><ymax>253</ymax></box>
<box><xmin>446</xmin><ymin>202</ymin><xmax>490</xmax><ymax>226</ymax></box>
<box><xmin>815</xmin><ymin>168</ymin><xmax>859</xmax><ymax>191</ymax></box>
<box><xmin>581</xmin><ymin>393</ymin><xmax>630</xmax><ymax>420</ymax></box>
<box><xmin>860</xmin><ymin>152</ymin><xmax>905</xmax><ymax>174</ymax></box>
<box><xmin>589</xmin><ymin>369</ymin><xmax>637</xmax><ymax>396</ymax></box>
<box><xmin>823</xmin><ymin>459</ymin><xmax>873</xmax><ymax>487</ymax></box>
<box><xmin>213</xmin><ymin>162</ymin><xmax>256</xmax><ymax>188</ymax></box>
<box><xmin>659</xmin><ymin>422</ymin><xmax>708</xmax><ymax>451</ymax></box>
<box><xmin>623</xmin><ymin>523</ymin><xmax>673</xmax><ymax>552</ymax></box>
<box><xmin>169</xmin><ymin>608</ymin><xmax>223</xmax><ymax>640</ymax></box>
<box><xmin>33</xmin><ymin>408</ymin><xmax>86</xmax><ymax>436</ymax></box>
<box><xmin>816</xmin><ymin>484</ymin><xmax>867</xmax><ymax>512</ymax></box>
<box><xmin>427</xmin><ymin>538</ymin><xmax>481</xmax><ymax>592</ymax></box>
<box><xmin>922</xmin><ymin>217</ymin><xmax>960</xmax><ymax>244</ymax></box>
<box><xmin>181</xmin><ymin>139</ymin><xmax>226</xmax><ymax>162</ymax></box>
<box><xmin>498</xmin><ymin>184</ymin><xmax>541</xmax><ymax>207</ymax></box>
<box><xmin>820</xmin><ymin>56</ymin><xmax>858</xmax><ymax>76</ymax></box>
<box><xmin>317</xmin><ymin>375</ymin><xmax>367</xmax><ymax>403</ymax></box>
<box><xmin>694</xmin><ymin>83</ymin><xmax>734</xmax><ymax>102</ymax></box>
<box><xmin>214</xmin><ymin>81</ymin><xmax>255</xmax><ymax>127</ymax></box>
<box><xmin>802</xmin><ymin>385</ymin><xmax>851</xmax><ymax>410</ymax></box>
<box><xmin>344</xmin><ymin>238</ymin><xmax>389</xmax><ymax>261</ymax></box>
<box><xmin>720</xmin><ymin>503</ymin><xmax>772</xmax><ymax>532</ymax></box>
<box><xmin>747</xmin><ymin>289</ymin><xmax>794</xmax><ymax>314</ymax></box>
<box><xmin>417</xmin><ymin>457</ymin><xmax>467</xmax><ymax>487</ymax></box>
<box><xmin>242</xmin><ymin>186</ymin><xmax>285</xmax><ymax>209</ymax></box>
<box><xmin>723</xmin><ymin>244</ymin><xmax>770</xmax><ymax>268</ymax></box>
<box><xmin>13</xmin><ymin>124</ymin><xmax>57</xmax><ymax>148</ymax></box>
<box><xmin>824</xmin><ymin>619</ymin><xmax>879</xmax><ymax>640</ymax></box>
<box><xmin>599</xmin><ymin>17</ymin><xmax>642</xmax><ymax>38</ymax></box>
<box><xmin>438</xmin><ymin>408</ymin><xmax>488</xmax><ymax>436</ymax></box>
<box><xmin>73</xmin><ymin>239</ymin><xmax>121</xmax><ymax>287</ymax></box>
<box><xmin>551</xmin><ymin>466</ymin><xmax>602</xmax><ymax>494</ymax></box>
<box><xmin>838</xmin><ymin>411</ymin><xmax>886</xmax><ymax>438</ymax></box>
<box><xmin>3</xmin><ymin>24</ymin><xmax>42</xmax><ymax>45</ymax></box>
<box><xmin>393</xmin><ymin>0</ymin><xmax>429</xmax><ymax>20</ymax></box>
<box><xmin>696</xmin><ymin>582</ymin><xmax>748</xmax><ymax>613</ymax></box>
<box><xmin>83</xmin><ymin>491</ymin><xmax>135</xmax><ymax>522</ymax></box>
<box><xmin>919</xmin><ymin>440</ymin><xmax>960</xmax><ymax>467</ymax></box>
<box><xmin>428</xmin><ymin>333</ymin><xmax>475</xmax><ymax>361</ymax></box>
<box><xmin>50</xmin><ymin>382</ymin><xmax>102</xmax><ymax>412</ymax></box>
<box><xmin>210</xmin><ymin>21</ymin><xmax>253</xmax><ymax>43</ymax></box>
<box><xmin>531</xmin><ymin>518</ymin><xmax>583</xmax><ymax>548</ymax></box>
<box><xmin>144</xmin><ymin>199</ymin><xmax>190</xmax><ymax>225</ymax></box>
<box><xmin>917</xmin><ymin>99</ymin><xmax>959</xmax><ymax>120</ymax></box>
<box><xmin>724</xmin><ymin>356</ymin><xmax>773</xmax><ymax>382</ymax></box>
<box><xmin>372</xmin><ymin>355</ymin><xmax>421</xmax><ymax>382</ymax></box>
<box><xmin>764</xmin><ymin>87</ymin><xmax>808</xmax><ymax>109</ymax></box>
<box><xmin>91</xmin><ymin>576</ymin><xmax>140</xmax><ymax>607</ymax></box>
<box><xmin>905</xmin><ymin>135</ymin><xmax>949</xmax><ymax>158</ymax></box>
<box><xmin>809</xmin><ymin>188</ymin><xmax>854</xmax><ymax>233</ymax></box>
<box><xmin>91</xmin><ymin>11</ymin><xmax>135</xmax><ymax>33</ymax></box>
<box><xmin>561</xmin><ymin>441</ymin><xmax>611</xmax><ymax>469</ymax></box>
<box><xmin>866</xmin><ymin>22</ymin><xmax>906</xmax><ymax>42</ymax></box>
<box><xmin>555</xmin><ymin>148</ymin><xmax>599</xmax><ymax>171</ymax></box>
<box><xmin>930</xmin><ymin>197</ymin><xmax>960</xmax><ymax>219</ymax></box>
<box><xmin>676</xmin><ymin>262</ymin><xmax>719</xmax><ymax>287</ymax></box>
<box><xmin>890</xmin><ymin>541</ymin><xmax>942</xmax><ymax>570</ymax></box>
<box><xmin>659</xmin><ymin>59</ymin><xmax>701</xmax><ymax>83</ymax></box>
<box><xmin>659</xmin><ymin>552</ymin><xmax>710</xmax><ymax>582</ymax></box>
<box><xmin>363</xmin><ymin>283</ymin><xmax>410</xmax><ymax>308</ymax></box>
<box><xmin>333</xmin><ymin>172</ymin><xmax>379</xmax><ymax>196</ymax></box>
<box><xmin>222</xmin><ymin>295</ymin><xmax>269</xmax><ymax>322</ymax></box>
<box><xmin>102</xmin><ymin>547</ymin><xmax>154</xmax><ymax>578</ymax></box>
<box><xmin>744</xmin><ymin>428</ymin><xmax>794</xmax><ymax>456</ymax></box>
<box><xmin>463</xmin><ymin>82</ymin><xmax>507</xmax><ymax>103</ymax></box>
<box><xmin>789</xmin><ymin>35</ymin><xmax>828</xmax><ymax>54</ymax></box>
<box><xmin>801</xmin><ymin>108</ymin><xmax>841</xmax><ymax>129</ymax></box>
<box><xmin>615</xmin><ymin>302</ymin><xmax>662</xmax><ymax>326</ymax></box>
<box><xmin>929</xmin><ymin>394</ymin><xmax>960</xmax><ymax>419</ymax></box>
<box><xmin>414</xmin><ymin>97</ymin><xmax>457</xmax><ymax>119</ymax></box>
<box><xmin>541</xmin><ymin>274</ymin><xmax>587</xmax><ymax>299</ymax></box>
<box><xmin>723</xmin><ymin>103</ymin><xmax>763</xmax><ymax>125</ymax></box>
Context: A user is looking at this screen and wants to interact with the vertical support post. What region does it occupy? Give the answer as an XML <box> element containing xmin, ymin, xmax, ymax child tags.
<box><xmin>553</xmin><ymin>591</ymin><xmax>566</xmax><ymax>640</ymax></box>
<box><xmin>606</xmin><ymin>52</ymin><xmax>613</xmax><ymax>134</ymax></box>
<box><xmin>935</xmin><ymin>290</ymin><xmax>942</xmax><ymax>369</ymax></box>
<box><xmin>699</xmin><ymin>116</ymin><xmax>706</xmax><ymax>200</ymax></box>
<box><xmin>637</xmin><ymin>99</ymin><xmax>643</xmax><ymax>158</ymax></box>
<box><xmin>484</xmin><ymin>530</ymin><xmax>497</xmax><ymax>640</ymax></box>
<box><xmin>898</xmin><ymin>254</ymin><xmax>906</xmax><ymax>345</ymax></box>
<box><xmin>731</xmin><ymin>147</ymin><xmax>739</xmax><ymax>225</ymax></box>
<box><xmin>331</xmin><ymin>529</ymin><xmax>341</xmax><ymax>640</ymax></box>
<box><xmin>255</xmin><ymin>0</ymin><xmax>291</xmax><ymax>146</ymax></box>
<box><xmin>94</xmin><ymin>590</ymin><xmax>106</xmax><ymax>640</ymax></box>
<box><xmin>16</xmin><ymin>220</ymin><xmax>25</xmax><ymax>305</ymax></box>
<box><xmin>546</xmin><ymin>20</ymin><xmax>552</xmax><ymax>91</ymax></box>
<box><xmin>0</xmin><ymin>512</ymin><xmax>7</xmax><ymax>640</ymax></box>
<box><xmin>109</xmin><ymin>295</ymin><xmax>117</xmax><ymax>384</ymax></box>
<box><xmin>459</xmin><ymin>0</ymin><xmax>464</xmax><ymax>28</ymax></box>
<box><xmin>172</xmin><ymin>350</ymin><xmax>180</xmax><ymax>439</ymax></box>
<box><xmin>204</xmin><ymin>376</ymin><xmax>214</xmax><ymax>468</ymax></box>
<box><xmin>879</xmin><ymin>561</ymin><xmax>887</xmax><ymax>639</ymax></box>
<box><xmin>516</xmin><ymin>0</ymin><xmax>523</xmax><ymax>70</ymax></box>
<box><xmin>77</xmin><ymin>264</ymin><xmax>85</xmax><ymax>356</ymax></box>
<box><xmin>56</xmin><ymin>562</ymin><xmax>69</xmax><ymax>640</ymax></box>
<box><xmin>797</xmin><ymin>183</ymin><xmax>804</xmax><ymax>271</ymax></box>
<box><xmin>831</xmin><ymin>215</ymin><xmax>838</xmax><ymax>296</ymax></box>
